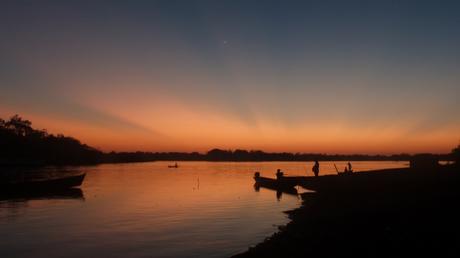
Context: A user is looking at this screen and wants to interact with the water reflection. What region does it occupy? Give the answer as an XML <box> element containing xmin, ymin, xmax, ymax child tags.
<box><xmin>1</xmin><ymin>168</ymin><xmax>85</xmax><ymax>204</ymax></box>
<box><xmin>0</xmin><ymin>188</ymin><xmax>84</xmax><ymax>203</ymax></box>
<box><xmin>0</xmin><ymin>188</ymin><xmax>85</xmax><ymax>208</ymax></box>
<box><xmin>0</xmin><ymin>188</ymin><xmax>84</xmax><ymax>222</ymax></box>
<box><xmin>0</xmin><ymin>161</ymin><xmax>406</xmax><ymax>258</ymax></box>
<box><xmin>253</xmin><ymin>184</ymin><xmax>298</xmax><ymax>201</ymax></box>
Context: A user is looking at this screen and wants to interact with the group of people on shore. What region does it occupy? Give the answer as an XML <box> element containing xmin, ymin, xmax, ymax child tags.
<box><xmin>312</xmin><ymin>161</ymin><xmax>353</xmax><ymax>176</ymax></box>
<box><xmin>275</xmin><ymin>161</ymin><xmax>353</xmax><ymax>178</ymax></box>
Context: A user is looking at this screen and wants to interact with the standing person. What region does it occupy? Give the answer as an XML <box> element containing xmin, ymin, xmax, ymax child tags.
<box><xmin>312</xmin><ymin>161</ymin><xmax>320</xmax><ymax>177</ymax></box>
<box><xmin>347</xmin><ymin>162</ymin><xmax>353</xmax><ymax>173</ymax></box>
<box><xmin>276</xmin><ymin>169</ymin><xmax>284</xmax><ymax>180</ymax></box>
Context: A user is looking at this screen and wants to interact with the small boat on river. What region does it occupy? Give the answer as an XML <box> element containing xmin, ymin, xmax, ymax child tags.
<box><xmin>253</xmin><ymin>172</ymin><xmax>297</xmax><ymax>190</ymax></box>
<box><xmin>168</xmin><ymin>163</ymin><xmax>179</xmax><ymax>168</ymax></box>
<box><xmin>254</xmin><ymin>165</ymin><xmax>459</xmax><ymax>193</ymax></box>
<box><xmin>0</xmin><ymin>173</ymin><xmax>86</xmax><ymax>193</ymax></box>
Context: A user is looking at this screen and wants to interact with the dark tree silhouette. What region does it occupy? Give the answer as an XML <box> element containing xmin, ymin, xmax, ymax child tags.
<box><xmin>3</xmin><ymin>115</ymin><xmax>33</xmax><ymax>136</ymax></box>
<box><xmin>1</xmin><ymin>115</ymin><xmax>456</xmax><ymax>166</ymax></box>
<box><xmin>207</xmin><ymin>149</ymin><xmax>233</xmax><ymax>161</ymax></box>
<box><xmin>453</xmin><ymin>144</ymin><xmax>460</xmax><ymax>165</ymax></box>
<box><xmin>0</xmin><ymin>115</ymin><xmax>103</xmax><ymax>166</ymax></box>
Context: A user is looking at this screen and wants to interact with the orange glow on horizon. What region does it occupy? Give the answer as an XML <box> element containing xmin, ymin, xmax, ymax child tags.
<box><xmin>2</xmin><ymin>106</ymin><xmax>457</xmax><ymax>155</ymax></box>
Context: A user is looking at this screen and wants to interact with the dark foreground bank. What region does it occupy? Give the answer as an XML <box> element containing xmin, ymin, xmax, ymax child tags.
<box><xmin>234</xmin><ymin>165</ymin><xmax>460</xmax><ymax>258</ymax></box>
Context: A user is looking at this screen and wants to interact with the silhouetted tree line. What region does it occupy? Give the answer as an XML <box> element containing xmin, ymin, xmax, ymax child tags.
<box><xmin>453</xmin><ymin>145</ymin><xmax>460</xmax><ymax>165</ymax></box>
<box><xmin>104</xmin><ymin>151</ymin><xmax>203</xmax><ymax>163</ymax></box>
<box><xmin>102</xmin><ymin>148</ymin><xmax>452</xmax><ymax>163</ymax></box>
<box><xmin>0</xmin><ymin>115</ymin><xmax>103</xmax><ymax>166</ymax></box>
<box><xmin>0</xmin><ymin>115</ymin><xmax>456</xmax><ymax>166</ymax></box>
<box><xmin>204</xmin><ymin>148</ymin><xmax>414</xmax><ymax>162</ymax></box>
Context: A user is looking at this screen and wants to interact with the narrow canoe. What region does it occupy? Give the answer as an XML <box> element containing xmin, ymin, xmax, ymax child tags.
<box><xmin>0</xmin><ymin>173</ymin><xmax>86</xmax><ymax>193</ymax></box>
<box><xmin>254</xmin><ymin>176</ymin><xmax>298</xmax><ymax>190</ymax></box>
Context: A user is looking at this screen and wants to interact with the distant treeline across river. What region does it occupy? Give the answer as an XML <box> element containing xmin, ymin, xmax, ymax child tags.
<box><xmin>1</xmin><ymin>115</ymin><xmax>458</xmax><ymax>166</ymax></box>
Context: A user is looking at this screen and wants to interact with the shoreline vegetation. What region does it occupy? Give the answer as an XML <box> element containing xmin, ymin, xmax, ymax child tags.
<box><xmin>1</xmin><ymin>115</ymin><xmax>458</xmax><ymax>167</ymax></box>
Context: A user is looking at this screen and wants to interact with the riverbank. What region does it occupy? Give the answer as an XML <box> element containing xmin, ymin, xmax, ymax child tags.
<box><xmin>233</xmin><ymin>165</ymin><xmax>460</xmax><ymax>257</ymax></box>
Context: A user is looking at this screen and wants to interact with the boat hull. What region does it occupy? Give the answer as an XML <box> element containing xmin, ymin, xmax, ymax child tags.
<box><xmin>254</xmin><ymin>176</ymin><xmax>297</xmax><ymax>190</ymax></box>
<box><xmin>0</xmin><ymin>173</ymin><xmax>86</xmax><ymax>193</ymax></box>
<box><xmin>253</xmin><ymin>166</ymin><xmax>460</xmax><ymax>193</ymax></box>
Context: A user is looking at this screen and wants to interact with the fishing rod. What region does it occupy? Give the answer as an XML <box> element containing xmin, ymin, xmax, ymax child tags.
<box><xmin>334</xmin><ymin>163</ymin><xmax>339</xmax><ymax>174</ymax></box>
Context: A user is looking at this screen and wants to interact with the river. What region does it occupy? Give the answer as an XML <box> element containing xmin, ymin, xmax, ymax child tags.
<box><xmin>0</xmin><ymin>161</ymin><xmax>408</xmax><ymax>257</ymax></box>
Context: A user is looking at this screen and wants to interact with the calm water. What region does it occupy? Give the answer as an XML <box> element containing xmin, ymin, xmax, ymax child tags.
<box><xmin>0</xmin><ymin>161</ymin><xmax>407</xmax><ymax>257</ymax></box>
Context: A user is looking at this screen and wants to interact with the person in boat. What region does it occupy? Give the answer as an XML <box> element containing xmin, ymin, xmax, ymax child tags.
<box><xmin>343</xmin><ymin>162</ymin><xmax>353</xmax><ymax>174</ymax></box>
<box><xmin>276</xmin><ymin>169</ymin><xmax>284</xmax><ymax>180</ymax></box>
<box><xmin>312</xmin><ymin>161</ymin><xmax>320</xmax><ymax>177</ymax></box>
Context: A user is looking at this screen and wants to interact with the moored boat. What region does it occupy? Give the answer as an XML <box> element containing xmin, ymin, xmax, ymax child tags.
<box><xmin>253</xmin><ymin>165</ymin><xmax>459</xmax><ymax>193</ymax></box>
<box><xmin>253</xmin><ymin>172</ymin><xmax>298</xmax><ymax>190</ymax></box>
<box><xmin>0</xmin><ymin>173</ymin><xmax>86</xmax><ymax>193</ymax></box>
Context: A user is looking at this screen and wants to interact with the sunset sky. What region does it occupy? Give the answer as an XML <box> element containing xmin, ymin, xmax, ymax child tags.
<box><xmin>1</xmin><ymin>1</ymin><xmax>459</xmax><ymax>154</ymax></box>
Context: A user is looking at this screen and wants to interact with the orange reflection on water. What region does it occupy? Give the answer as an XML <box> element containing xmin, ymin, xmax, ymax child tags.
<box><xmin>0</xmin><ymin>161</ymin><xmax>408</xmax><ymax>257</ymax></box>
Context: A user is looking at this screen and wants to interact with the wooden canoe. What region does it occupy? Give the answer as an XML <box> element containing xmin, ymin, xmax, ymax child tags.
<box><xmin>254</xmin><ymin>175</ymin><xmax>298</xmax><ymax>190</ymax></box>
<box><xmin>1</xmin><ymin>173</ymin><xmax>86</xmax><ymax>193</ymax></box>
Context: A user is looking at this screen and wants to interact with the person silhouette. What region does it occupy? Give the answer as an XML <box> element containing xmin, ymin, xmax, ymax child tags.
<box><xmin>312</xmin><ymin>161</ymin><xmax>320</xmax><ymax>177</ymax></box>
<box><xmin>347</xmin><ymin>162</ymin><xmax>353</xmax><ymax>173</ymax></box>
<box><xmin>276</xmin><ymin>169</ymin><xmax>284</xmax><ymax>180</ymax></box>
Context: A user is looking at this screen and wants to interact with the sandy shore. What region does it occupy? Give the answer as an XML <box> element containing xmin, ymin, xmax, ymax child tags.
<box><xmin>233</xmin><ymin>165</ymin><xmax>460</xmax><ymax>257</ymax></box>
